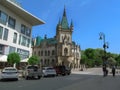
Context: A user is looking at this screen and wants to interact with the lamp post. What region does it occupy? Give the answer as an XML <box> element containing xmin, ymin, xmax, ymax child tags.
<box><xmin>99</xmin><ymin>32</ymin><xmax>109</xmax><ymax>66</ymax></box>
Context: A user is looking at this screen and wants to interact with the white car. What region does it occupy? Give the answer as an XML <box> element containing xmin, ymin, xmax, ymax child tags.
<box><xmin>0</xmin><ymin>67</ymin><xmax>19</xmax><ymax>81</ymax></box>
<box><xmin>42</xmin><ymin>67</ymin><xmax>56</xmax><ymax>77</ymax></box>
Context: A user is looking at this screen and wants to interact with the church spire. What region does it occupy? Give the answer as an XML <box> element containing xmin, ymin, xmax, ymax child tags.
<box><xmin>61</xmin><ymin>7</ymin><xmax>69</xmax><ymax>29</ymax></box>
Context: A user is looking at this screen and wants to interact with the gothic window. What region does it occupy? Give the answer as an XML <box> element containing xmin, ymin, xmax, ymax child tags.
<box><xmin>45</xmin><ymin>51</ymin><xmax>47</xmax><ymax>56</ymax></box>
<box><xmin>38</xmin><ymin>51</ymin><xmax>40</xmax><ymax>56</ymax></box>
<box><xmin>48</xmin><ymin>50</ymin><xmax>50</xmax><ymax>56</ymax></box>
<box><xmin>64</xmin><ymin>48</ymin><xmax>68</xmax><ymax>56</ymax></box>
<box><xmin>52</xmin><ymin>50</ymin><xmax>55</xmax><ymax>56</ymax></box>
<box><xmin>41</xmin><ymin>51</ymin><xmax>43</xmax><ymax>56</ymax></box>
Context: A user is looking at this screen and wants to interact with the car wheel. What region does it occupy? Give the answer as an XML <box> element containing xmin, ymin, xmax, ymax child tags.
<box><xmin>25</xmin><ymin>76</ymin><xmax>29</xmax><ymax>80</ymax></box>
<box><xmin>38</xmin><ymin>76</ymin><xmax>41</xmax><ymax>79</ymax></box>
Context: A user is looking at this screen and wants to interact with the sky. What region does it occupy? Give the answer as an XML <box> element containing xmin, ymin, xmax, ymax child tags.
<box><xmin>18</xmin><ymin>0</ymin><xmax>120</xmax><ymax>54</ymax></box>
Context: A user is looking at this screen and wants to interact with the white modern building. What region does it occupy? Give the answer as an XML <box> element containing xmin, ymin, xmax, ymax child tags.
<box><xmin>0</xmin><ymin>0</ymin><xmax>45</xmax><ymax>67</ymax></box>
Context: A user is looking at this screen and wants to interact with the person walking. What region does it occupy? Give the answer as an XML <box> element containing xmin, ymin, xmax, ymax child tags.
<box><xmin>103</xmin><ymin>65</ymin><xmax>107</xmax><ymax>77</ymax></box>
<box><xmin>112</xmin><ymin>65</ymin><xmax>116</xmax><ymax>77</ymax></box>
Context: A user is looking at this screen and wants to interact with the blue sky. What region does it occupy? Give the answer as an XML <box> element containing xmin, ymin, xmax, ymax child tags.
<box><xmin>19</xmin><ymin>0</ymin><xmax>120</xmax><ymax>54</ymax></box>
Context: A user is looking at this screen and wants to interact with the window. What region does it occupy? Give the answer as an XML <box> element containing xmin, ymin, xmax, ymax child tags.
<box><xmin>45</xmin><ymin>51</ymin><xmax>47</xmax><ymax>56</ymax></box>
<box><xmin>13</xmin><ymin>32</ymin><xmax>17</xmax><ymax>43</ymax></box>
<box><xmin>64</xmin><ymin>48</ymin><xmax>68</xmax><ymax>56</ymax></box>
<box><xmin>9</xmin><ymin>46</ymin><xmax>16</xmax><ymax>53</ymax></box>
<box><xmin>38</xmin><ymin>51</ymin><xmax>40</xmax><ymax>56</ymax></box>
<box><xmin>52</xmin><ymin>50</ymin><xmax>55</xmax><ymax>56</ymax></box>
<box><xmin>0</xmin><ymin>11</ymin><xmax>8</xmax><ymax>25</ymax></box>
<box><xmin>21</xmin><ymin>36</ymin><xmax>26</xmax><ymax>46</ymax></box>
<box><xmin>19</xmin><ymin>35</ymin><xmax>21</xmax><ymax>45</ymax></box>
<box><xmin>26</xmin><ymin>27</ymin><xmax>31</xmax><ymax>37</ymax></box>
<box><xmin>48</xmin><ymin>51</ymin><xmax>50</xmax><ymax>56</ymax></box>
<box><xmin>0</xmin><ymin>44</ymin><xmax>4</xmax><ymax>54</ymax></box>
<box><xmin>21</xmin><ymin>24</ymin><xmax>31</xmax><ymax>37</ymax></box>
<box><xmin>8</xmin><ymin>16</ymin><xmax>16</xmax><ymax>29</ymax></box>
<box><xmin>27</xmin><ymin>39</ymin><xmax>30</xmax><ymax>47</ymax></box>
<box><xmin>3</xmin><ymin>28</ymin><xmax>8</xmax><ymax>40</ymax></box>
<box><xmin>21</xmin><ymin>24</ymin><xmax>25</xmax><ymax>34</ymax></box>
<box><xmin>0</xmin><ymin>26</ymin><xmax>3</xmax><ymax>39</ymax></box>
<box><xmin>41</xmin><ymin>51</ymin><xmax>43</xmax><ymax>56</ymax></box>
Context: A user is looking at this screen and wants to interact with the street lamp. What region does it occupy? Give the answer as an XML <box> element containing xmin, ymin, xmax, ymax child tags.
<box><xmin>99</xmin><ymin>32</ymin><xmax>109</xmax><ymax>66</ymax></box>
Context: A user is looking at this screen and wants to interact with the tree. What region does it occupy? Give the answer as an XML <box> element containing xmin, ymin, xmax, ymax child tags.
<box><xmin>28</xmin><ymin>55</ymin><xmax>39</xmax><ymax>65</ymax></box>
<box><xmin>7</xmin><ymin>52</ymin><xmax>21</xmax><ymax>67</ymax></box>
<box><xmin>108</xmin><ymin>57</ymin><xmax>116</xmax><ymax>66</ymax></box>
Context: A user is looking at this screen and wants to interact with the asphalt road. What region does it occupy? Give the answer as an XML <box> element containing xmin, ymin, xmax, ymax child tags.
<box><xmin>0</xmin><ymin>68</ymin><xmax>120</xmax><ymax>90</ymax></box>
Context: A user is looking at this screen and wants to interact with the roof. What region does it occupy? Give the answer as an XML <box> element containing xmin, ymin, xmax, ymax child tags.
<box><xmin>40</xmin><ymin>38</ymin><xmax>57</xmax><ymax>45</ymax></box>
<box><xmin>0</xmin><ymin>0</ymin><xmax>45</xmax><ymax>26</ymax></box>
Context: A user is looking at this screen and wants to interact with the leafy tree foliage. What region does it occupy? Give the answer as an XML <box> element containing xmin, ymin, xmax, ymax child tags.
<box><xmin>7</xmin><ymin>52</ymin><xmax>21</xmax><ymax>65</ymax></box>
<box><xmin>28</xmin><ymin>55</ymin><xmax>39</xmax><ymax>65</ymax></box>
<box><xmin>81</xmin><ymin>48</ymin><xmax>120</xmax><ymax>67</ymax></box>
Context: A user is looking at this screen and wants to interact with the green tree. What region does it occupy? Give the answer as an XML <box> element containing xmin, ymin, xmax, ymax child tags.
<box><xmin>28</xmin><ymin>55</ymin><xmax>39</xmax><ymax>65</ymax></box>
<box><xmin>108</xmin><ymin>57</ymin><xmax>116</xmax><ymax>66</ymax></box>
<box><xmin>116</xmin><ymin>54</ymin><xmax>120</xmax><ymax>66</ymax></box>
<box><xmin>7</xmin><ymin>52</ymin><xmax>21</xmax><ymax>66</ymax></box>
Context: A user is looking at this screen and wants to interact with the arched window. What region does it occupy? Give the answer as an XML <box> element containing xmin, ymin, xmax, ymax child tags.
<box><xmin>41</xmin><ymin>51</ymin><xmax>43</xmax><ymax>56</ymax></box>
<box><xmin>64</xmin><ymin>48</ymin><xmax>68</xmax><ymax>56</ymax></box>
<box><xmin>38</xmin><ymin>51</ymin><xmax>40</xmax><ymax>56</ymax></box>
<box><xmin>45</xmin><ymin>50</ymin><xmax>47</xmax><ymax>56</ymax></box>
<box><xmin>48</xmin><ymin>50</ymin><xmax>50</xmax><ymax>56</ymax></box>
<box><xmin>52</xmin><ymin>50</ymin><xmax>55</xmax><ymax>55</ymax></box>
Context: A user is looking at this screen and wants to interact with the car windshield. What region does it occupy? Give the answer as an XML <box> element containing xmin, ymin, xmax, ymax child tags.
<box><xmin>3</xmin><ymin>69</ymin><xmax>17</xmax><ymax>72</ymax></box>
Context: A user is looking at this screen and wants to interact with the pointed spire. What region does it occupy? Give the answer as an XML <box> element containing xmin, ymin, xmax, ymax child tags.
<box><xmin>61</xmin><ymin>6</ymin><xmax>69</xmax><ymax>29</ymax></box>
<box><xmin>63</xmin><ymin>6</ymin><xmax>66</xmax><ymax>17</ymax></box>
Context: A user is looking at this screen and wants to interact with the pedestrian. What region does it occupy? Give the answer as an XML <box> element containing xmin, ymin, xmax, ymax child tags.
<box><xmin>103</xmin><ymin>65</ymin><xmax>107</xmax><ymax>77</ymax></box>
<box><xmin>112</xmin><ymin>65</ymin><xmax>116</xmax><ymax>77</ymax></box>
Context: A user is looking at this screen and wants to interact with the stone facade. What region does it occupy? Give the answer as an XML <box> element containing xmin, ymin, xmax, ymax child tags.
<box><xmin>32</xmin><ymin>8</ymin><xmax>81</xmax><ymax>69</ymax></box>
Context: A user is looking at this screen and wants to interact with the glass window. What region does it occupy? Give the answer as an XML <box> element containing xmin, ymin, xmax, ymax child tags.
<box><xmin>26</xmin><ymin>27</ymin><xmax>31</xmax><ymax>37</ymax></box>
<box><xmin>9</xmin><ymin>46</ymin><xmax>16</xmax><ymax>53</ymax></box>
<box><xmin>48</xmin><ymin>51</ymin><xmax>50</xmax><ymax>56</ymax></box>
<box><xmin>19</xmin><ymin>35</ymin><xmax>21</xmax><ymax>45</ymax></box>
<box><xmin>27</xmin><ymin>38</ymin><xmax>30</xmax><ymax>47</ymax></box>
<box><xmin>64</xmin><ymin>48</ymin><xmax>68</xmax><ymax>56</ymax></box>
<box><xmin>41</xmin><ymin>51</ymin><xmax>43</xmax><ymax>56</ymax></box>
<box><xmin>8</xmin><ymin>16</ymin><xmax>16</xmax><ymax>29</ymax></box>
<box><xmin>0</xmin><ymin>26</ymin><xmax>3</xmax><ymax>39</ymax></box>
<box><xmin>13</xmin><ymin>32</ymin><xmax>17</xmax><ymax>43</ymax></box>
<box><xmin>45</xmin><ymin>51</ymin><xmax>47</xmax><ymax>56</ymax></box>
<box><xmin>0</xmin><ymin>44</ymin><xmax>4</xmax><ymax>54</ymax></box>
<box><xmin>21</xmin><ymin>24</ymin><xmax>25</xmax><ymax>34</ymax></box>
<box><xmin>3</xmin><ymin>28</ymin><xmax>8</xmax><ymax>40</ymax></box>
<box><xmin>52</xmin><ymin>50</ymin><xmax>55</xmax><ymax>55</ymax></box>
<box><xmin>21</xmin><ymin>36</ymin><xmax>26</xmax><ymax>46</ymax></box>
<box><xmin>0</xmin><ymin>11</ymin><xmax>8</xmax><ymax>25</ymax></box>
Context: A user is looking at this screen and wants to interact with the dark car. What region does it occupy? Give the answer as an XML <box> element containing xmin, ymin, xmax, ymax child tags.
<box><xmin>54</xmin><ymin>65</ymin><xmax>71</xmax><ymax>76</ymax></box>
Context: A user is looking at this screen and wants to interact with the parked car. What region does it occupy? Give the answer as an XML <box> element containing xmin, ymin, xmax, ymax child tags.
<box><xmin>54</xmin><ymin>65</ymin><xmax>71</xmax><ymax>76</ymax></box>
<box><xmin>42</xmin><ymin>67</ymin><xmax>56</xmax><ymax>77</ymax></box>
<box><xmin>23</xmin><ymin>65</ymin><xmax>42</xmax><ymax>80</ymax></box>
<box><xmin>0</xmin><ymin>67</ymin><xmax>19</xmax><ymax>81</ymax></box>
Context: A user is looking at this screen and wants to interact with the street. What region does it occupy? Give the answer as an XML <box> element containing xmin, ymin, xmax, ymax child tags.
<box><xmin>0</xmin><ymin>68</ymin><xmax>120</xmax><ymax>90</ymax></box>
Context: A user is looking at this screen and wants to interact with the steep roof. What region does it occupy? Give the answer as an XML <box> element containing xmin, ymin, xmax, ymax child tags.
<box><xmin>61</xmin><ymin>7</ymin><xmax>69</xmax><ymax>29</ymax></box>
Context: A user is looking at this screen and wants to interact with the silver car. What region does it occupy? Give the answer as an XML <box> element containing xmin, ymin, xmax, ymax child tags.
<box><xmin>0</xmin><ymin>67</ymin><xmax>19</xmax><ymax>81</ymax></box>
<box><xmin>23</xmin><ymin>65</ymin><xmax>42</xmax><ymax>80</ymax></box>
<box><xmin>42</xmin><ymin>67</ymin><xmax>56</xmax><ymax>77</ymax></box>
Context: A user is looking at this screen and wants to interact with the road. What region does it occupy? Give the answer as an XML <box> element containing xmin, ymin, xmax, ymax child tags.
<box><xmin>0</xmin><ymin>68</ymin><xmax>120</xmax><ymax>90</ymax></box>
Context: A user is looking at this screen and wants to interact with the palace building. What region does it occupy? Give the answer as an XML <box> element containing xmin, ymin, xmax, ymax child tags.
<box><xmin>32</xmin><ymin>8</ymin><xmax>81</xmax><ymax>69</ymax></box>
<box><xmin>0</xmin><ymin>0</ymin><xmax>44</xmax><ymax>67</ymax></box>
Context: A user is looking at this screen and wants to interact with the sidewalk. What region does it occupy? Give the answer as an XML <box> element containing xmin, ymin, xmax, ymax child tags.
<box><xmin>71</xmin><ymin>67</ymin><xmax>120</xmax><ymax>75</ymax></box>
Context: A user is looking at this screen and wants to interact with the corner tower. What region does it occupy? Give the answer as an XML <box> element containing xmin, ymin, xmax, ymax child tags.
<box><xmin>56</xmin><ymin>7</ymin><xmax>74</xmax><ymax>66</ymax></box>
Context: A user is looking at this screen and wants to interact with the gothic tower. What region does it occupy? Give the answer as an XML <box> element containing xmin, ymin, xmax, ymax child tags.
<box><xmin>56</xmin><ymin>7</ymin><xmax>74</xmax><ymax>66</ymax></box>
